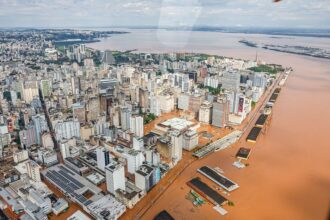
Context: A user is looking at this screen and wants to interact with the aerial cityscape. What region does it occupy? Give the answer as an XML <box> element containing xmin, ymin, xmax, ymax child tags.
<box><xmin>0</xmin><ymin>1</ymin><xmax>329</xmax><ymax>220</ymax></box>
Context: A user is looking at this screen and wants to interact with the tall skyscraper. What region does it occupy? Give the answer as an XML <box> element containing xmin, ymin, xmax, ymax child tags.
<box><xmin>169</xmin><ymin>130</ymin><xmax>183</xmax><ymax>163</ymax></box>
<box><xmin>222</xmin><ymin>71</ymin><xmax>241</xmax><ymax>91</ymax></box>
<box><xmin>21</xmin><ymin>81</ymin><xmax>39</xmax><ymax>104</ymax></box>
<box><xmin>72</xmin><ymin>102</ymin><xmax>86</xmax><ymax>125</ymax></box>
<box><xmin>149</xmin><ymin>95</ymin><xmax>161</xmax><ymax>117</ymax></box>
<box><xmin>32</xmin><ymin>114</ymin><xmax>49</xmax><ymax>145</ymax></box>
<box><xmin>54</xmin><ymin>118</ymin><xmax>80</xmax><ymax>141</ymax></box>
<box><xmin>26</xmin><ymin>160</ymin><xmax>41</xmax><ymax>182</ymax></box>
<box><xmin>199</xmin><ymin>101</ymin><xmax>212</xmax><ymax>124</ymax></box>
<box><xmin>105</xmin><ymin>161</ymin><xmax>126</xmax><ymax>195</ymax></box>
<box><xmin>130</xmin><ymin>115</ymin><xmax>144</xmax><ymax>137</ymax></box>
<box><xmin>212</xmin><ymin>98</ymin><xmax>229</xmax><ymax>128</ymax></box>
<box><xmin>96</xmin><ymin>147</ymin><xmax>110</xmax><ymax>171</ymax></box>
<box><xmin>120</xmin><ymin>107</ymin><xmax>131</xmax><ymax>130</ymax></box>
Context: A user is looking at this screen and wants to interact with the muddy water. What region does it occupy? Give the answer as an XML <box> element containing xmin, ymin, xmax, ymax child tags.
<box><xmin>89</xmin><ymin>30</ymin><xmax>330</xmax><ymax>220</ymax></box>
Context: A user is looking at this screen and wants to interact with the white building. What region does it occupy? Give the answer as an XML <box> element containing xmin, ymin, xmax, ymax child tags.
<box><xmin>96</xmin><ymin>147</ymin><xmax>110</xmax><ymax>171</ymax></box>
<box><xmin>135</xmin><ymin>164</ymin><xmax>154</xmax><ymax>192</ymax></box>
<box><xmin>124</xmin><ymin>150</ymin><xmax>145</xmax><ymax>174</ymax></box>
<box><xmin>120</xmin><ymin>107</ymin><xmax>131</xmax><ymax>130</ymax></box>
<box><xmin>130</xmin><ymin>115</ymin><xmax>144</xmax><ymax>137</ymax></box>
<box><xmin>149</xmin><ymin>95</ymin><xmax>161</xmax><ymax>117</ymax></box>
<box><xmin>37</xmin><ymin>148</ymin><xmax>58</xmax><ymax>167</ymax></box>
<box><xmin>199</xmin><ymin>101</ymin><xmax>212</xmax><ymax>124</ymax></box>
<box><xmin>21</xmin><ymin>81</ymin><xmax>39</xmax><ymax>104</ymax></box>
<box><xmin>105</xmin><ymin>161</ymin><xmax>126</xmax><ymax>195</ymax></box>
<box><xmin>169</xmin><ymin>130</ymin><xmax>183</xmax><ymax>163</ymax></box>
<box><xmin>26</xmin><ymin>160</ymin><xmax>41</xmax><ymax>182</ymax></box>
<box><xmin>159</xmin><ymin>93</ymin><xmax>175</xmax><ymax>113</ymax></box>
<box><xmin>132</xmin><ymin>136</ymin><xmax>144</xmax><ymax>151</ymax></box>
<box><xmin>204</xmin><ymin>76</ymin><xmax>219</xmax><ymax>88</ymax></box>
<box><xmin>178</xmin><ymin>94</ymin><xmax>189</xmax><ymax>111</ymax></box>
<box><xmin>146</xmin><ymin>150</ymin><xmax>160</xmax><ymax>166</ymax></box>
<box><xmin>183</xmin><ymin>130</ymin><xmax>199</xmax><ymax>151</ymax></box>
<box><xmin>28</xmin><ymin>189</ymin><xmax>52</xmax><ymax>214</ymax></box>
<box><xmin>222</xmin><ymin>71</ymin><xmax>240</xmax><ymax>91</ymax></box>
<box><xmin>13</xmin><ymin>150</ymin><xmax>29</xmax><ymax>163</ymax></box>
<box><xmin>32</xmin><ymin>114</ymin><xmax>49</xmax><ymax>145</ymax></box>
<box><xmin>54</xmin><ymin>119</ymin><xmax>80</xmax><ymax>141</ymax></box>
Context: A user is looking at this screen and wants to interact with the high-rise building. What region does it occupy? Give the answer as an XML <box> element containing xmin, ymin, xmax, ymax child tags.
<box><xmin>222</xmin><ymin>71</ymin><xmax>240</xmax><ymax>91</ymax></box>
<box><xmin>72</xmin><ymin>103</ymin><xmax>86</xmax><ymax>125</ymax></box>
<box><xmin>87</xmin><ymin>96</ymin><xmax>100</xmax><ymax>122</ymax></box>
<box><xmin>252</xmin><ymin>72</ymin><xmax>267</xmax><ymax>89</ymax></box>
<box><xmin>178</xmin><ymin>94</ymin><xmax>189</xmax><ymax>111</ymax></box>
<box><xmin>225</xmin><ymin>91</ymin><xmax>244</xmax><ymax>114</ymax></box>
<box><xmin>189</xmin><ymin>94</ymin><xmax>204</xmax><ymax>113</ymax></box>
<box><xmin>26</xmin><ymin>160</ymin><xmax>41</xmax><ymax>182</ymax></box>
<box><xmin>13</xmin><ymin>150</ymin><xmax>29</xmax><ymax>163</ymax></box>
<box><xmin>96</xmin><ymin>147</ymin><xmax>110</xmax><ymax>171</ymax></box>
<box><xmin>124</xmin><ymin>149</ymin><xmax>145</xmax><ymax>174</ymax></box>
<box><xmin>199</xmin><ymin>101</ymin><xmax>212</xmax><ymax>124</ymax></box>
<box><xmin>21</xmin><ymin>81</ymin><xmax>39</xmax><ymax>103</ymax></box>
<box><xmin>146</xmin><ymin>149</ymin><xmax>161</xmax><ymax>166</ymax></box>
<box><xmin>54</xmin><ymin>119</ymin><xmax>80</xmax><ymax>141</ymax></box>
<box><xmin>204</xmin><ymin>76</ymin><xmax>219</xmax><ymax>88</ymax></box>
<box><xmin>183</xmin><ymin>129</ymin><xmax>199</xmax><ymax>151</ymax></box>
<box><xmin>120</xmin><ymin>107</ymin><xmax>131</xmax><ymax>130</ymax></box>
<box><xmin>149</xmin><ymin>95</ymin><xmax>161</xmax><ymax>117</ymax></box>
<box><xmin>212</xmin><ymin>98</ymin><xmax>229</xmax><ymax>128</ymax></box>
<box><xmin>40</xmin><ymin>79</ymin><xmax>52</xmax><ymax>98</ymax></box>
<box><xmin>159</xmin><ymin>93</ymin><xmax>175</xmax><ymax>113</ymax></box>
<box><xmin>130</xmin><ymin>115</ymin><xmax>144</xmax><ymax>137</ymax></box>
<box><xmin>132</xmin><ymin>136</ymin><xmax>144</xmax><ymax>151</ymax></box>
<box><xmin>37</xmin><ymin>148</ymin><xmax>58</xmax><ymax>167</ymax></box>
<box><xmin>19</xmin><ymin>124</ymin><xmax>37</xmax><ymax>148</ymax></box>
<box><xmin>32</xmin><ymin>114</ymin><xmax>49</xmax><ymax>145</ymax></box>
<box><xmin>135</xmin><ymin>164</ymin><xmax>156</xmax><ymax>192</ymax></box>
<box><xmin>169</xmin><ymin>130</ymin><xmax>183</xmax><ymax>163</ymax></box>
<box><xmin>181</xmin><ymin>74</ymin><xmax>190</xmax><ymax>93</ymax></box>
<box><xmin>105</xmin><ymin>161</ymin><xmax>125</xmax><ymax>195</ymax></box>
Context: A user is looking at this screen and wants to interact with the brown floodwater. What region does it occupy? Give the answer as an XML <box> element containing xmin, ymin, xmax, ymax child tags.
<box><xmin>88</xmin><ymin>30</ymin><xmax>330</xmax><ymax>220</ymax></box>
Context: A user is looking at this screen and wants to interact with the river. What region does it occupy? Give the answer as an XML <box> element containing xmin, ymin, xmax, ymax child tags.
<box><xmin>88</xmin><ymin>29</ymin><xmax>330</xmax><ymax>220</ymax></box>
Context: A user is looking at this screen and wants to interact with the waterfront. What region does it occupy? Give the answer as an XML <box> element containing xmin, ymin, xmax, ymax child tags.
<box><xmin>89</xmin><ymin>29</ymin><xmax>330</xmax><ymax>220</ymax></box>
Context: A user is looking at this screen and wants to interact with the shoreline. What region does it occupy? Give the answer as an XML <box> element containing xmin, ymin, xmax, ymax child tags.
<box><xmin>85</xmin><ymin>30</ymin><xmax>330</xmax><ymax>220</ymax></box>
<box><xmin>136</xmin><ymin>53</ymin><xmax>330</xmax><ymax>220</ymax></box>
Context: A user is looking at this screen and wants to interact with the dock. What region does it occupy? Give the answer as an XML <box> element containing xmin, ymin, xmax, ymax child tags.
<box><xmin>197</xmin><ymin>166</ymin><xmax>239</xmax><ymax>192</ymax></box>
<box><xmin>187</xmin><ymin>178</ymin><xmax>228</xmax><ymax>206</ymax></box>
<box><xmin>246</xmin><ymin>127</ymin><xmax>262</xmax><ymax>143</ymax></box>
<box><xmin>193</xmin><ymin>130</ymin><xmax>242</xmax><ymax>158</ymax></box>
<box><xmin>255</xmin><ymin>114</ymin><xmax>268</xmax><ymax>128</ymax></box>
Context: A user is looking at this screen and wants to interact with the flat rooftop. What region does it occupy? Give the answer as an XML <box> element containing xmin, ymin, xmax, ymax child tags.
<box><xmin>42</xmin><ymin>164</ymin><xmax>100</xmax><ymax>207</ymax></box>
<box><xmin>198</xmin><ymin>166</ymin><xmax>239</xmax><ymax>191</ymax></box>
<box><xmin>236</xmin><ymin>147</ymin><xmax>251</xmax><ymax>160</ymax></box>
<box><xmin>274</xmin><ymin>88</ymin><xmax>281</xmax><ymax>95</ymax></box>
<box><xmin>67</xmin><ymin>210</ymin><xmax>91</xmax><ymax>220</ymax></box>
<box><xmin>255</xmin><ymin>114</ymin><xmax>268</xmax><ymax>127</ymax></box>
<box><xmin>269</xmin><ymin>93</ymin><xmax>279</xmax><ymax>103</ymax></box>
<box><xmin>153</xmin><ymin>210</ymin><xmax>175</xmax><ymax>220</ymax></box>
<box><xmin>246</xmin><ymin>127</ymin><xmax>262</xmax><ymax>143</ymax></box>
<box><xmin>160</xmin><ymin>117</ymin><xmax>194</xmax><ymax>131</ymax></box>
<box><xmin>136</xmin><ymin>164</ymin><xmax>154</xmax><ymax>177</ymax></box>
<box><xmin>42</xmin><ymin>164</ymin><xmax>126</xmax><ymax>219</ymax></box>
<box><xmin>187</xmin><ymin>177</ymin><xmax>227</xmax><ymax>206</ymax></box>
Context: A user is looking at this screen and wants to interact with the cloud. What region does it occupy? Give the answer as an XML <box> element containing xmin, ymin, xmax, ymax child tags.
<box><xmin>0</xmin><ymin>0</ymin><xmax>329</xmax><ymax>28</ymax></box>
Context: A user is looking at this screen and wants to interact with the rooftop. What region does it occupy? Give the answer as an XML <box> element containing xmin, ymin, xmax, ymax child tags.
<box><xmin>160</xmin><ymin>117</ymin><xmax>194</xmax><ymax>131</ymax></box>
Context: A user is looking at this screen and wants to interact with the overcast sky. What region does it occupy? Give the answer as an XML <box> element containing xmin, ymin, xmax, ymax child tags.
<box><xmin>0</xmin><ymin>0</ymin><xmax>329</xmax><ymax>28</ymax></box>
